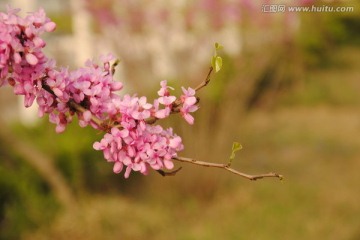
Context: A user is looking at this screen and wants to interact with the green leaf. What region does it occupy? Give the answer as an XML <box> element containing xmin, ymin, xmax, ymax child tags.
<box><xmin>215</xmin><ymin>56</ymin><xmax>222</xmax><ymax>72</ymax></box>
<box><xmin>230</xmin><ymin>142</ymin><xmax>242</xmax><ymax>160</ymax></box>
<box><xmin>232</xmin><ymin>142</ymin><xmax>242</xmax><ymax>152</ymax></box>
<box><xmin>215</xmin><ymin>42</ymin><xmax>223</xmax><ymax>50</ymax></box>
<box><xmin>211</xmin><ymin>56</ymin><xmax>216</xmax><ymax>70</ymax></box>
<box><xmin>211</xmin><ymin>42</ymin><xmax>223</xmax><ymax>72</ymax></box>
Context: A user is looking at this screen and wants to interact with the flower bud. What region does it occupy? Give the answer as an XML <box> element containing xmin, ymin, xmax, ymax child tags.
<box><xmin>25</xmin><ymin>53</ymin><xmax>38</xmax><ymax>65</ymax></box>
<box><xmin>44</xmin><ymin>22</ymin><xmax>56</xmax><ymax>32</ymax></box>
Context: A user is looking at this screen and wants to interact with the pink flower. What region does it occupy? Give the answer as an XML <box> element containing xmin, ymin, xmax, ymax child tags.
<box><xmin>131</xmin><ymin>96</ymin><xmax>152</xmax><ymax>120</ymax></box>
<box><xmin>44</xmin><ymin>21</ymin><xmax>56</xmax><ymax>32</ymax></box>
<box><xmin>113</xmin><ymin>161</ymin><xmax>123</xmax><ymax>174</ymax></box>
<box><xmin>49</xmin><ymin>112</ymin><xmax>72</xmax><ymax>133</ymax></box>
<box><xmin>157</xmin><ymin>80</ymin><xmax>174</xmax><ymax>97</ymax></box>
<box><xmin>169</xmin><ymin>136</ymin><xmax>182</xmax><ymax>149</ymax></box>
<box><xmin>152</xmin><ymin>99</ymin><xmax>171</xmax><ymax>119</ymax></box>
<box><xmin>180</xmin><ymin>87</ymin><xmax>197</xmax><ymax>105</ymax></box>
<box><xmin>180</xmin><ymin>87</ymin><xmax>198</xmax><ymax>125</ymax></box>
<box><xmin>158</xmin><ymin>95</ymin><xmax>176</xmax><ymax>105</ymax></box>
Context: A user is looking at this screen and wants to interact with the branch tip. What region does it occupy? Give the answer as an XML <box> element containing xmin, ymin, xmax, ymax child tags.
<box><xmin>194</xmin><ymin>67</ymin><xmax>213</xmax><ymax>92</ymax></box>
<box><xmin>173</xmin><ymin>156</ymin><xmax>282</xmax><ymax>181</ymax></box>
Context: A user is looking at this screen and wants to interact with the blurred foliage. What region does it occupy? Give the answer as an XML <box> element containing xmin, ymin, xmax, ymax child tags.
<box><xmin>0</xmin><ymin>147</ymin><xmax>58</xmax><ymax>240</ymax></box>
<box><xmin>298</xmin><ymin>11</ymin><xmax>360</xmax><ymax>68</ymax></box>
<box><xmin>245</xmin><ymin>9</ymin><xmax>359</xmax><ymax>108</ymax></box>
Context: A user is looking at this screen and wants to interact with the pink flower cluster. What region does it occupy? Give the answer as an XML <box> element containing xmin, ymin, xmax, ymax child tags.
<box><xmin>0</xmin><ymin>6</ymin><xmax>56</xmax><ymax>106</ymax></box>
<box><xmin>93</xmin><ymin>126</ymin><xmax>183</xmax><ymax>178</ymax></box>
<box><xmin>0</xmin><ymin>7</ymin><xmax>200</xmax><ymax>178</ymax></box>
<box><xmin>40</xmin><ymin>55</ymin><xmax>123</xmax><ymax>132</ymax></box>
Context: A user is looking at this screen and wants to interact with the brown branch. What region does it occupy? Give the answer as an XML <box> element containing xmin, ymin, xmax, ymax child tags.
<box><xmin>111</xmin><ymin>59</ymin><xmax>120</xmax><ymax>76</ymax></box>
<box><xmin>67</xmin><ymin>100</ymin><xmax>104</xmax><ymax>128</ymax></box>
<box><xmin>156</xmin><ymin>167</ymin><xmax>183</xmax><ymax>177</ymax></box>
<box><xmin>172</xmin><ymin>156</ymin><xmax>283</xmax><ymax>181</ymax></box>
<box><xmin>194</xmin><ymin>67</ymin><xmax>213</xmax><ymax>92</ymax></box>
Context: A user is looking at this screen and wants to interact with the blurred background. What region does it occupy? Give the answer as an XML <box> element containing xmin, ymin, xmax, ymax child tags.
<box><xmin>1</xmin><ymin>0</ymin><xmax>360</xmax><ymax>239</ymax></box>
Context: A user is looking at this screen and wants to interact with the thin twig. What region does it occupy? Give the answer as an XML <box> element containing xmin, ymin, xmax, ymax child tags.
<box><xmin>194</xmin><ymin>67</ymin><xmax>213</xmax><ymax>92</ymax></box>
<box><xmin>111</xmin><ymin>59</ymin><xmax>120</xmax><ymax>76</ymax></box>
<box><xmin>67</xmin><ymin>100</ymin><xmax>104</xmax><ymax>128</ymax></box>
<box><xmin>172</xmin><ymin>156</ymin><xmax>283</xmax><ymax>181</ymax></box>
<box><xmin>156</xmin><ymin>167</ymin><xmax>183</xmax><ymax>177</ymax></box>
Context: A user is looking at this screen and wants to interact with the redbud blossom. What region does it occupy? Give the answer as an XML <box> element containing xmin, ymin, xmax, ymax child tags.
<box><xmin>180</xmin><ymin>87</ymin><xmax>198</xmax><ymax>125</ymax></box>
<box><xmin>0</xmin><ymin>7</ymin><xmax>200</xmax><ymax>178</ymax></box>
